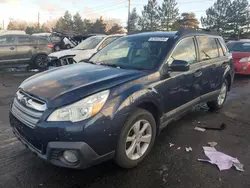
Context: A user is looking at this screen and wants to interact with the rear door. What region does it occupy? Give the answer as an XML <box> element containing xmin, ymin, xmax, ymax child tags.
<box><xmin>16</xmin><ymin>36</ymin><xmax>36</xmax><ymax>63</ymax></box>
<box><xmin>0</xmin><ymin>35</ymin><xmax>17</xmax><ymax>65</ymax></box>
<box><xmin>197</xmin><ymin>36</ymin><xmax>229</xmax><ymax>100</ymax></box>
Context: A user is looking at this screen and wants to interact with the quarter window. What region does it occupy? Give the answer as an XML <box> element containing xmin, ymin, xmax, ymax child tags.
<box><xmin>197</xmin><ymin>37</ymin><xmax>219</xmax><ymax>61</ymax></box>
<box><xmin>217</xmin><ymin>39</ymin><xmax>225</xmax><ymax>56</ymax></box>
<box><xmin>0</xmin><ymin>36</ymin><xmax>15</xmax><ymax>45</ymax></box>
<box><xmin>169</xmin><ymin>37</ymin><xmax>197</xmax><ymax>65</ymax></box>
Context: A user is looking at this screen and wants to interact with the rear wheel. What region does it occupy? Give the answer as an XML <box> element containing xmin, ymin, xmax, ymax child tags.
<box><xmin>34</xmin><ymin>54</ymin><xmax>48</xmax><ymax>69</ymax></box>
<box><xmin>207</xmin><ymin>79</ymin><xmax>228</xmax><ymax>111</ymax></box>
<box><xmin>115</xmin><ymin>108</ymin><xmax>156</xmax><ymax>168</ymax></box>
<box><xmin>66</xmin><ymin>44</ymin><xmax>71</xmax><ymax>49</ymax></box>
<box><xmin>54</xmin><ymin>45</ymin><xmax>60</xmax><ymax>51</ymax></box>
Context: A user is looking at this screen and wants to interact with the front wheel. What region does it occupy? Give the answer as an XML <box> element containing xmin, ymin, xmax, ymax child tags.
<box><xmin>115</xmin><ymin>108</ymin><xmax>156</xmax><ymax>168</ymax></box>
<box><xmin>207</xmin><ymin>79</ymin><xmax>228</xmax><ymax>111</ymax></box>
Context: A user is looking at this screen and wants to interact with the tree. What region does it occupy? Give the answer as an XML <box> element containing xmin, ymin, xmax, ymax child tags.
<box><xmin>227</xmin><ymin>0</ymin><xmax>249</xmax><ymax>38</ymax></box>
<box><xmin>73</xmin><ymin>13</ymin><xmax>85</xmax><ymax>34</ymax></box>
<box><xmin>138</xmin><ymin>0</ymin><xmax>160</xmax><ymax>31</ymax></box>
<box><xmin>7</xmin><ymin>20</ymin><xmax>27</xmax><ymax>30</ymax></box>
<box><xmin>55</xmin><ymin>11</ymin><xmax>74</xmax><ymax>31</ymax></box>
<box><xmin>83</xmin><ymin>19</ymin><xmax>93</xmax><ymax>34</ymax></box>
<box><xmin>158</xmin><ymin>0</ymin><xmax>179</xmax><ymax>31</ymax></box>
<box><xmin>107</xmin><ymin>23</ymin><xmax>124</xmax><ymax>34</ymax></box>
<box><xmin>127</xmin><ymin>8</ymin><xmax>139</xmax><ymax>33</ymax></box>
<box><xmin>91</xmin><ymin>17</ymin><xmax>106</xmax><ymax>34</ymax></box>
<box><xmin>176</xmin><ymin>12</ymin><xmax>199</xmax><ymax>28</ymax></box>
<box><xmin>201</xmin><ymin>0</ymin><xmax>231</xmax><ymax>34</ymax></box>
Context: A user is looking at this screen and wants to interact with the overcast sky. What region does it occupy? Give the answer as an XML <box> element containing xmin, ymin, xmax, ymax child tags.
<box><xmin>0</xmin><ymin>0</ymin><xmax>237</xmax><ymax>29</ymax></box>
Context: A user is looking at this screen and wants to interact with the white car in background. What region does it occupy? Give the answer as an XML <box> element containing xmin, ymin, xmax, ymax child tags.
<box><xmin>47</xmin><ymin>34</ymin><xmax>125</xmax><ymax>67</ymax></box>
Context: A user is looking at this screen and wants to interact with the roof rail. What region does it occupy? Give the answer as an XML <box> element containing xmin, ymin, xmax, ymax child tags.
<box><xmin>176</xmin><ymin>27</ymin><xmax>220</xmax><ymax>37</ymax></box>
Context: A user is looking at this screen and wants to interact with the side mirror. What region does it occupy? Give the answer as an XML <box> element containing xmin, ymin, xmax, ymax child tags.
<box><xmin>169</xmin><ymin>60</ymin><xmax>190</xmax><ymax>72</ymax></box>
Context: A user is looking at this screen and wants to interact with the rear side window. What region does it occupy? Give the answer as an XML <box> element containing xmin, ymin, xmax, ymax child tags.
<box><xmin>17</xmin><ymin>36</ymin><xmax>35</xmax><ymax>45</ymax></box>
<box><xmin>38</xmin><ymin>38</ymin><xmax>49</xmax><ymax>45</ymax></box>
<box><xmin>216</xmin><ymin>39</ymin><xmax>225</xmax><ymax>56</ymax></box>
<box><xmin>197</xmin><ymin>37</ymin><xmax>219</xmax><ymax>61</ymax></box>
<box><xmin>169</xmin><ymin>37</ymin><xmax>197</xmax><ymax>65</ymax></box>
<box><xmin>219</xmin><ymin>38</ymin><xmax>228</xmax><ymax>54</ymax></box>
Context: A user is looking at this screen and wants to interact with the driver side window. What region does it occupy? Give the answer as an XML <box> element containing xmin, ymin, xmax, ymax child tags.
<box><xmin>168</xmin><ymin>37</ymin><xmax>197</xmax><ymax>65</ymax></box>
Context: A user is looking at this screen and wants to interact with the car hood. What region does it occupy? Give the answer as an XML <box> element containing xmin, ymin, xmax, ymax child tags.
<box><xmin>49</xmin><ymin>49</ymin><xmax>87</xmax><ymax>58</ymax></box>
<box><xmin>73</xmin><ymin>49</ymin><xmax>97</xmax><ymax>62</ymax></box>
<box><xmin>20</xmin><ymin>63</ymin><xmax>147</xmax><ymax>108</ymax></box>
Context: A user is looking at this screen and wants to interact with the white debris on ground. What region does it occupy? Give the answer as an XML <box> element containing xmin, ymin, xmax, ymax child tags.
<box><xmin>169</xmin><ymin>143</ymin><xmax>174</xmax><ymax>147</ymax></box>
<box><xmin>198</xmin><ymin>147</ymin><xmax>244</xmax><ymax>172</ymax></box>
<box><xmin>208</xmin><ymin>142</ymin><xmax>218</xmax><ymax>147</ymax></box>
<box><xmin>177</xmin><ymin>147</ymin><xmax>181</xmax><ymax>150</ymax></box>
<box><xmin>186</xmin><ymin>147</ymin><xmax>192</xmax><ymax>152</ymax></box>
<box><xmin>194</xmin><ymin>127</ymin><xmax>206</xmax><ymax>132</ymax></box>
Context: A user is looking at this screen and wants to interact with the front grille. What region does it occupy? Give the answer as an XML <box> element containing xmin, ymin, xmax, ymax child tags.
<box><xmin>59</xmin><ymin>57</ymin><xmax>76</xmax><ymax>66</ymax></box>
<box><xmin>11</xmin><ymin>90</ymin><xmax>46</xmax><ymax>129</ymax></box>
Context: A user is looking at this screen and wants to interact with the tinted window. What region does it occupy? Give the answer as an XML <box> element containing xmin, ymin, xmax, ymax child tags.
<box><xmin>90</xmin><ymin>37</ymin><xmax>167</xmax><ymax>70</ymax></box>
<box><xmin>99</xmin><ymin>37</ymin><xmax>119</xmax><ymax>50</ymax></box>
<box><xmin>169</xmin><ymin>37</ymin><xmax>197</xmax><ymax>65</ymax></box>
<box><xmin>17</xmin><ymin>36</ymin><xmax>35</xmax><ymax>45</ymax></box>
<box><xmin>197</xmin><ymin>37</ymin><xmax>219</xmax><ymax>61</ymax></box>
<box><xmin>0</xmin><ymin>36</ymin><xmax>15</xmax><ymax>45</ymax></box>
<box><xmin>227</xmin><ymin>42</ymin><xmax>250</xmax><ymax>52</ymax></box>
<box><xmin>39</xmin><ymin>38</ymin><xmax>49</xmax><ymax>45</ymax></box>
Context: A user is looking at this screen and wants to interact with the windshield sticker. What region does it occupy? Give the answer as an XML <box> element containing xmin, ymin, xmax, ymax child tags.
<box><xmin>148</xmin><ymin>37</ymin><xmax>168</xmax><ymax>42</ymax></box>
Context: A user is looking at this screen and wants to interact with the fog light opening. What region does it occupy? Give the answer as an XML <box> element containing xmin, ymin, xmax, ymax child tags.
<box><xmin>63</xmin><ymin>150</ymin><xmax>79</xmax><ymax>164</ymax></box>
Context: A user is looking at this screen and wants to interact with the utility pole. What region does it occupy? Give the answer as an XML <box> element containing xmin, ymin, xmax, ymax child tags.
<box><xmin>127</xmin><ymin>0</ymin><xmax>131</xmax><ymax>34</ymax></box>
<box><xmin>2</xmin><ymin>20</ymin><xmax>4</xmax><ymax>30</ymax></box>
<box><xmin>38</xmin><ymin>12</ymin><xmax>40</xmax><ymax>28</ymax></box>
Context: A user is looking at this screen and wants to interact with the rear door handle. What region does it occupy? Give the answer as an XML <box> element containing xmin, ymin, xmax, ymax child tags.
<box><xmin>194</xmin><ymin>70</ymin><xmax>202</xmax><ymax>77</ymax></box>
<box><xmin>9</xmin><ymin>47</ymin><xmax>15</xmax><ymax>50</ymax></box>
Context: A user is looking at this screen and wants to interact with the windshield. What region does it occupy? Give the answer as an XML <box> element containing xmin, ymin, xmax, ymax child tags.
<box><xmin>74</xmin><ymin>36</ymin><xmax>104</xmax><ymax>50</ymax></box>
<box><xmin>89</xmin><ymin>36</ymin><xmax>167</xmax><ymax>70</ymax></box>
<box><xmin>227</xmin><ymin>42</ymin><xmax>250</xmax><ymax>52</ymax></box>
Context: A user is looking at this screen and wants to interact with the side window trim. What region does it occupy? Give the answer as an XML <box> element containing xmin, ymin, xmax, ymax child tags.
<box><xmin>216</xmin><ymin>38</ymin><xmax>225</xmax><ymax>57</ymax></box>
<box><xmin>167</xmin><ymin>36</ymin><xmax>198</xmax><ymax>65</ymax></box>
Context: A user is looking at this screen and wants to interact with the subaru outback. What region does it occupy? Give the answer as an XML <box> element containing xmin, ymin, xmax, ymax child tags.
<box><xmin>9</xmin><ymin>29</ymin><xmax>234</xmax><ymax>169</ymax></box>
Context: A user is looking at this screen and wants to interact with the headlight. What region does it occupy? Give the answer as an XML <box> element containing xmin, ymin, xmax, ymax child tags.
<box><xmin>239</xmin><ymin>57</ymin><xmax>250</xmax><ymax>63</ymax></box>
<box><xmin>47</xmin><ymin>90</ymin><xmax>109</xmax><ymax>122</ymax></box>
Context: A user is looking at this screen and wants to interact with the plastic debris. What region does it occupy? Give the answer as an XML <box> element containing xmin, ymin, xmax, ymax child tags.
<box><xmin>198</xmin><ymin>147</ymin><xmax>244</xmax><ymax>172</ymax></box>
<box><xmin>177</xmin><ymin>147</ymin><xmax>181</xmax><ymax>150</ymax></box>
<box><xmin>186</xmin><ymin>147</ymin><xmax>192</xmax><ymax>152</ymax></box>
<box><xmin>169</xmin><ymin>143</ymin><xmax>174</xmax><ymax>147</ymax></box>
<box><xmin>199</xmin><ymin>123</ymin><xmax>227</xmax><ymax>131</ymax></box>
<box><xmin>208</xmin><ymin>142</ymin><xmax>218</xmax><ymax>147</ymax></box>
<box><xmin>194</xmin><ymin>127</ymin><xmax>206</xmax><ymax>132</ymax></box>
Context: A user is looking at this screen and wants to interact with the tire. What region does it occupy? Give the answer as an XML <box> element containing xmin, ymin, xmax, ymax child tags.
<box><xmin>66</xmin><ymin>44</ymin><xmax>71</xmax><ymax>49</ymax></box>
<box><xmin>115</xmin><ymin>108</ymin><xmax>156</xmax><ymax>168</ymax></box>
<box><xmin>207</xmin><ymin>79</ymin><xmax>228</xmax><ymax>111</ymax></box>
<box><xmin>54</xmin><ymin>45</ymin><xmax>60</xmax><ymax>51</ymax></box>
<box><xmin>33</xmin><ymin>54</ymin><xmax>48</xmax><ymax>69</ymax></box>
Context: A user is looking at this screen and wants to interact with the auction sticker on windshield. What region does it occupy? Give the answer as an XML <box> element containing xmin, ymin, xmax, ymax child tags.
<box><xmin>148</xmin><ymin>37</ymin><xmax>168</xmax><ymax>42</ymax></box>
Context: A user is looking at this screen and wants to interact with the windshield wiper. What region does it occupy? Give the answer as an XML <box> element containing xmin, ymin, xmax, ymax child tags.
<box><xmin>98</xmin><ymin>62</ymin><xmax>122</xmax><ymax>69</ymax></box>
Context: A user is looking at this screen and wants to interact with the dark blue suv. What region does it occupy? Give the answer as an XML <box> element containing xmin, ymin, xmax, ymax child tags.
<box><xmin>9</xmin><ymin>29</ymin><xmax>234</xmax><ymax>169</ymax></box>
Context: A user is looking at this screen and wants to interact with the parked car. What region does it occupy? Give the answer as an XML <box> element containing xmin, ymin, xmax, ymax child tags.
<box><xmin>0</xmin><ymin>34</ymin><xmax>53</xmax><ymax>69</ymax></box>
<box><xmin>227</xmin><ymin>40</ymin><xmax>250</xmax><ymax>74</ymax></box>
<box><xmin>0</xmin><ymin>30</ymin><xmax>26</xmax><ymax>35</ymax></box>
<box><xmin>47</xmin><ymin>34</ymin><xmax>125</xmax><ymax>67</ymax></box>
<box><xmin>9</xmin><ymin>29</ymin><xmax>234</xmax><ymax>169</ymax></box>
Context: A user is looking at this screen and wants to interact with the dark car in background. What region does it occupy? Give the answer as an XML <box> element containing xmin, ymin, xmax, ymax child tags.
<box><xmin>9</xmin><ymin>29</ymin><xmax>234</xmax><ymax>169</ymax></box>
<box><xmin>227</xmin><ymin>40</ymin><xmax>250</xmax><ymax>75</ymax></box>
<box><xmin>0</xmin><ymin>34</ymin><xmax>53</xmax><ymax>69</ymax></box>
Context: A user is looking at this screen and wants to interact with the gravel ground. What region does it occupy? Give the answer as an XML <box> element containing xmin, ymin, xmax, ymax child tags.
<box><xmin>1</xmin><ymin>71</ymin><xmax>250</xmax><ymax>188</ymax></box>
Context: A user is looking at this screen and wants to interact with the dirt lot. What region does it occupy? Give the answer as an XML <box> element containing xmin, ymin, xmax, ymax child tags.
<box><xmin>1</xmin><ymin>71</ymin><xmax>250</xmax><ymax>188</ymax></box>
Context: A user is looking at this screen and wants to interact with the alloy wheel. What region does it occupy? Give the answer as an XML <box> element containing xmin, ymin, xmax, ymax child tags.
<box><xmin>218</xmin><ymin>82</ymin><xmax>227</xmax><ymax>105</ymax></box>
<box><xmin>125</xmin><ymin>120</ymin><xmax>152</xmax><ymax>160</ymax></box>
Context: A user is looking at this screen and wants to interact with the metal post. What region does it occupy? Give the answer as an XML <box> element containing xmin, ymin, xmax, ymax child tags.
<box><xmin>127</xmin><ymin>0</ymin><xmax>131</xmax><ymax>33</ymax></box>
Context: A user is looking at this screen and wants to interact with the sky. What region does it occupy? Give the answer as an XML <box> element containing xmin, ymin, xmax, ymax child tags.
<box><xmin>0</xmin><ymin>0</ymin><xmax>233</xmax><ymax>29</ymax></box>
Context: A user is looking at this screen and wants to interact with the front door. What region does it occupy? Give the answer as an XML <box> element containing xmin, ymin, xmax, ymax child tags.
<box><xmin>156</xmin><ymin>37</ymin><xmax>203</xmax><ymax>118</ymax></box>
<box><xmin>0</xmin><ymin>35</ymin><xmax>17</xmax><ymax>65</ymax></box>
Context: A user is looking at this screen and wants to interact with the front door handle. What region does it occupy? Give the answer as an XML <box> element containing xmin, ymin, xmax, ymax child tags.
<box><xmin>9</xmin><ymin>47</ymin><xmax>15</xmax><ymax>50</ymax></box>
<box><xmin>194</xmin><ymin>70</ymin><xmax>202</xmax><ymax>77</ymax></box>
